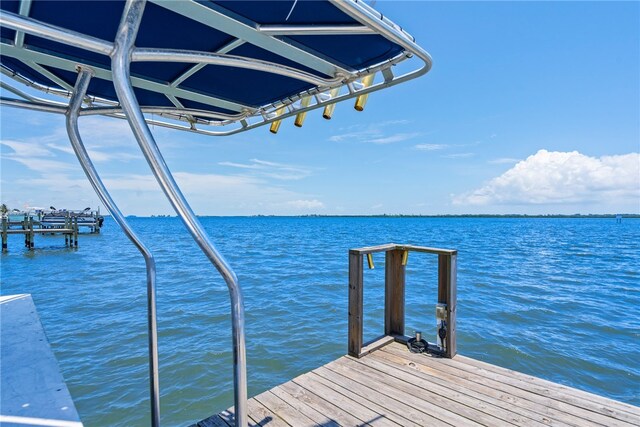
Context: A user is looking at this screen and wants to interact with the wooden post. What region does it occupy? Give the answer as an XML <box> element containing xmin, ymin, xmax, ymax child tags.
<box><xmin>385</xmin><ymin>249</ymin><xmax>406</xmax><ymax>337</ymax></box>
<box><xmin>73</xmin><ymin>217</ymin><xmax>78</xmax><ymax>247</ymax></box>
<box><xmin>2</xmin><ymin>216</ymin><xmax>7</xmax><ymax>252</ymax></box>
<box><xmin>24</xmin><ymin>217</ymin><xmax>29</xmax><ymax>248</ymax></box>
<box><xmin>64</xmin><ymin>216</ymin><xmax>69</xmax><ymax>246</ymax></box>
<box><xmin>29</xmin><ymin>217</ymin><xmax>34</xmax><ymax>249</ymax></box>
<box><xmin>438</xmin><ymin>253</ymin><xmax>457</xmax><ymax>358</ymax></box>
<box><xmin>348</xmin><ymin>251</ymin><xmax>364</xmax><ymax>357</ymax></box>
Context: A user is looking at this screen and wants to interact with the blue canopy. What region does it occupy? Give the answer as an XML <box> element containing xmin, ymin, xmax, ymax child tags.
<box><xmin>0</xmin><ymin>0</ymin><xmax>431</xmax><ymax>134</ymax></box>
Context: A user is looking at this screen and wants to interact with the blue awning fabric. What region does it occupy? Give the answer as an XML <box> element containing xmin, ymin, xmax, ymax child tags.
<box><xmin>0</xmin><ymin>0</ymin><xmax>411</xmax><ymax>118</ymax></box>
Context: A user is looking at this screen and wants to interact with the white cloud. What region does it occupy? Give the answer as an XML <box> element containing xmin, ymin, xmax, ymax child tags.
<box><xmin>284</xmin><ymin>199</ymin><xmax>325</xmax><ymax>210</ymax></box>
<box><xmin>1</xmin><ymin>139</ymin><xmax>54</xmax><ymax>157</ymax></box>
<box><xmin>47</xmin><ymin>143</ymin><xmax>138</xmax><ymax>163</ymax></box>
<box><xmin>8</xmin><ymin>157</ymin><xmax>77</xmax><ymax>172</ymax></box>
<box><xmin>76</xmin><ymin>117</ymin><xmax>138</xmax><ymax>147</ymax></box>
<box><xmin>367</xmin><ymin>132</ymin><xmax>421</xmax><ymax>145</ymax></box>
<box><xmin>453</xmin><ymin>150</ymin><xmax>640</xmax><ymax>208</ymax></box>
<box><xmin>443</xmin><ymin>152</ymin><xmax>475</xmax><ymax>159</ymax></box>
<box><xmin>218</xmin><ymin>158</ymin><xmax>312</xmax><ymax>180</ymax></box>
<box><xmin>415</xmin><ymin>143</ymin><xmax>447</xmax><ymax>151</ymax></box>
<box><xmin>488</xmin><ymin>157</ymin><xmax>520</xmax><ymax>164</ymax></box>
<box><xmin>329</xmin><ymin>121</ymin><xmax>420</xmax><ymax>144</ymax></box>
<box><xmin>15</xmin><ymin>170</ymin><xmax>326</xmax><ymax>215</ymax></box>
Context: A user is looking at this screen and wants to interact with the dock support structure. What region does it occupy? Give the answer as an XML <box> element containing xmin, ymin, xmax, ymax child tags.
<box><xmin>349</xmin><ymin>243</ymin><xmax>457</xmax><ymax>359</ymax></box>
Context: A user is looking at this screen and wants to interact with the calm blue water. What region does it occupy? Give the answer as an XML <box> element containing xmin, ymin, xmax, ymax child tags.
<box><xmin>1</xmin><ymin>217</ymin><xmax>639</xmax><ymax>425</ymax></box>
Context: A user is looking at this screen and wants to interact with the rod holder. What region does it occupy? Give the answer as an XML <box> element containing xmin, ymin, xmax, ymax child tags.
<box><xmin>269</xmin><ymin>107</ymin><xmax>286</xmax><ymax>134</ymax></box>
<box><xmin>322</xmin><ymin>88</ymin><xmax>341</xmax><ymax>120</ymax></box>
<box><xmin>354</xmin><ymin>74</ymin><xmax>375</xmax><ymax>111</ymax></box>
<box><xmin>294</xmin><ymin>96</ymin><xmax>311</xmax><ymax>127</ymax></box>
<box><xmin>366</xmin><ymin>253</ymin><xmax>375</xmax><ymax>269</ymax></box>
<box><xmin>401</xmin><ymin>250</ymin><xmax>409</xmax><ymax>266</ymax></box>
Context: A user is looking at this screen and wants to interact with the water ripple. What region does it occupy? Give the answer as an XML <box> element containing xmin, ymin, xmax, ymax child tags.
<box><xmin>1</xmin><ymin>217</ymin><xmax>638</xmax><ymax>425</ymax></box>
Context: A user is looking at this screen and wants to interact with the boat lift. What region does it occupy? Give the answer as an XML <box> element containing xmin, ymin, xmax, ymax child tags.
<box><xmin>0</xmin><ymin>1</ymin><xmax>432</xmax><ymax>425</ymax></box>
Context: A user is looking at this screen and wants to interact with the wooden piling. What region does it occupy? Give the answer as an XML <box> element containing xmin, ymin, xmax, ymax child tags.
<box><xmin>73</xmin><ymin>217</ymin><xmax>78</xmax><ymax>248</ymax></box>
<box><xmin>438</xmin><ymin>253</ymin><xmax>457</xmax><ymax>358</ymax></box>
<box><xmin>384</xmin><ymin>249</ymin><xmax>406</xmax><ymax>337</ymax></box>
<box><xmin>64</xmin><ymin>216</ymin><xmax>69</xmax><ymax>246</ymax></box>
<box><xmin>348</xmin><ymin>251</ymin><xmax>364</xmax><ymax>358</ymax></box>
<box><xmin>24</xmin><ymin>217</ymin><xmax>30</xmax><ymax>248</ymax></box>
<box><xmin>29</xmin><ymin>217</ymin><xmax>35</xmax><ymax>249</ymax></box>
<box><xmin>2</xmin><ymin>216</ymin><xmax>7</xmax><ymax>252</ymax></box>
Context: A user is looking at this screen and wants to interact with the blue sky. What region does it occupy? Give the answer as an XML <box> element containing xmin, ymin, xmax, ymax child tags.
<box><xmin>1</xmin><ymin>1</ymin><xmax>639</xmax><ymax>216</ymax></box>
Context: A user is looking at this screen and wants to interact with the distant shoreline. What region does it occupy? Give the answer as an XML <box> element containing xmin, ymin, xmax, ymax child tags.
<box><xmin>131</xmin><ymin>213</ymin><xmax>640</xmax><ymax>219</ymax></box>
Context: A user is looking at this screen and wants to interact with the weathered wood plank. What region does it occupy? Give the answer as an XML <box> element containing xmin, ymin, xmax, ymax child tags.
<box><xmin>318</xmin><ymin>362</ymin><xmax>453</xmax><ymax>426</ymax></box>
<box><xmin>456</xmin><ymin>354</ymin><xmax>640</xmax><ymax>418</ymax></box>
<box><xmin>352</xmin><ymin>355</ymin><xmax>543</xmax><ymax>426</ymax></box>
<box><xmin>332</xmin><ymin>357</ymin><xmax>484</xmax><ymax>427</ymax></box>
<box><xmin>279</xmin><ymin>376</ymin><xmax>366</xmax><ymax>426</ymax></box>
<box><xmin>350</xmin><ymin>244</ymin><xmax>456</xmax><ymax>256</ymax></box>
<box><xmin>437</xmin><ymin>357</ymin><xmax>639</xmax><ymax>426</ymax></box>
<box><xmin>309</xmin><ymin>369</ymin><xmax>421</xmax><ymax>426</ymax></box>
<box><xmin>203</xmin><ymin>341</ymin><xmax>637</xmax><ymax>427</ymax></box>
<box><xmin>269</xmin><ymin>387</ymin><xmax>339</xmax><ymax>427</ymax></box>
<box><xmin>194</xmin><ymin>414</ymin><xmax>231</xmax><ymax>427</ymax></box>
<box><xmin>253</xmin><ymin>389</ymin><xmax>317</xmax><ymax>427</ymax></box>
<box><xmin>374</xmin><ymin>347</ymin><xmax>575</xmax><ymax>426</ymax></box>
<box><xmin>293</xmin><ymin>372</ymin><xmax>397</xmax><ymax>426</ymax></box>
<box><xmin>383</xmin><ymin>343</ymin><xmax>638</xmax><ymax>426</ymax></box>
<box><xmin>359</xmin><ymin>335</ymin><xmax>395</xmax><ymax>358</ymax></box>
<box><xmin>246</xmin><ymin>398</ymin><xmax>290</xmax><ymax>427</ymax></box>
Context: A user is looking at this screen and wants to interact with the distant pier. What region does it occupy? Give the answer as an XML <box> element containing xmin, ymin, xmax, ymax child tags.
<box><xmin>1</xmin><ymin>209</ymin><xmax>103</xmax><ymax>252</ymax></box>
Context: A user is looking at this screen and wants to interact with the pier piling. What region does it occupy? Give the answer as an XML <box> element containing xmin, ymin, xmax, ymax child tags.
<box><xmin>2</xmin><ymin>216</ymin><xmax>7</xmax><ymax>252</ymax></box>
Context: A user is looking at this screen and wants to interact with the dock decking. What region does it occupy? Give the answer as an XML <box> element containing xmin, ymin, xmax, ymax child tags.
<box><xmin>195</xmin><ymin>341</ymin><xmax>640</xmax><ymax>427</ymax></box>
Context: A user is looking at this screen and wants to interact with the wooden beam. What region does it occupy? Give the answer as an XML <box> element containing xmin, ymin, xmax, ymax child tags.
<box><xmin>385</xmin><ymin>249</ymin><xmax>406</xmax><ymax>337</ymax></box>
<box><xmin>348</xmin><ymin>251</ymin><xmax>364</xmax><ymax>357</ymax></box>
<box><xmin>438</xmin><ymin>253</ymin><xmax>457</xmax><ymax>358</ymax></box>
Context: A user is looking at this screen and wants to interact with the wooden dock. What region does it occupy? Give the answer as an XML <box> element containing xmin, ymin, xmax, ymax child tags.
<box><xmin>195</xmin><ymin>340</ymin><xmax>640</xmax><ymax>427</ymax></box>
<box><xmin>192</xmin><ymin>243</ymin><xmax>639</xmax><ymax>427</ymax></box>
<box><xmin>1</xmin><ymin>209</ymin><xmax>102</xmax><ymax>251</ymax></box>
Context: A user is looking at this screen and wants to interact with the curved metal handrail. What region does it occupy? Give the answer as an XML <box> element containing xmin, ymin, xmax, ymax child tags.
<box><xmin>65</xmin><ymin>67</ymin><xmax>161</xmax><ymax>426</ymax></box>
<box><xmin>111</xmin><ymin>1</ymin><xmax>248</xmax><ymax>425</ymax></box>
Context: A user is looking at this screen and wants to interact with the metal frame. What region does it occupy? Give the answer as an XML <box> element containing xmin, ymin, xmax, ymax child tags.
<box><xmin>0</xmin><ymin>1</ymin><xmax>434</xmax><ymax>425</ymax></box>
<box><xmin>65</xmin><ymin>67</ymin><xmax>161</xmax><ymax>427</ymax></box>
<box><xmin>0</xmin><ymin>0</ymin><xmax>432</xmax><ymax>136</ymax></box>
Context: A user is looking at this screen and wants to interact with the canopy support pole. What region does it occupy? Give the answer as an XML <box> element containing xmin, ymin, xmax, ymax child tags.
<box><xmin>111</xmin><ymin>2</ymin><xmax>248</xmax><ymax>426</ymax></box>
<box><xmin>65</xmin><ymin>67</ymin><xmax>161</xmax><ymax>427</ymax></box>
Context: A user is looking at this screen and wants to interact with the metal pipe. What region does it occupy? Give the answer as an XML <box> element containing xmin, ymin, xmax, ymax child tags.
<box><xmin>329</xmin><ymin>0</ymin><xmax>432</xmax><ymax>73</ymax></box>
<box><xmin>0</xmin><ymin>96</ymin><xmax>67</xmax><ymax>114</ymax></box>
<box><xmin>111</xmin><ymin>1</ymin><xmax>248</xmax><ymax>425</ymax></box>
<box><xmin>0</xmin><ymin>10</ymin><xmax>113</xmax><ymax>56</ymax></box>
<box><xmin>0</xmin><ymin>81</ymin><xmax>67</xmax><ymax>106</ymax></box>
<box><xmin>0</xmin><ymin>96</ymin><xmax>249</xmax><ymax>137</ymax></box>
<box><xmin>65</xmin><ymin>67</ymin><xmax>161</xmax><ymax>427</ymax></box>
<box><xmin>258</xmin><ymin>24</ymin><xmax>375</xmax><ymax>36</ymax></box>
<box><xmin>132</xmin><ymin>49</ymin><xmax>338</xmax><ymax>87</ymax></box>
